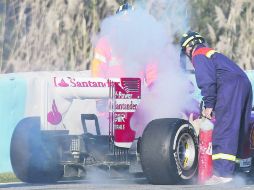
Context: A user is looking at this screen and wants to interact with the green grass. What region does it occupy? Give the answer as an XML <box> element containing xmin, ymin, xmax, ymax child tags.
<box><xmin>0</xmin><ymin>172</ymin><xmax>20</xmax><ymax>183</ymax></box>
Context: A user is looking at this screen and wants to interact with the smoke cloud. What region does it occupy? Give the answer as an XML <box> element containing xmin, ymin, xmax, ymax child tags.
<box><xmin>94</xmin><ymin>0</ymin><xmax>193</xmax><ymax>135</ymax></box>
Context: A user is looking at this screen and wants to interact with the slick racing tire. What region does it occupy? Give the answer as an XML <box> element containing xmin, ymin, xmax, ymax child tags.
<box><xmin>10</xmin><ymin>117</ymin><xmax>63</xmax><ymax>183</ymax></box>
<box><xmin>140</xmin><ymin>118</ymin><xmax>198</xmax><ymax>185</ymax></box>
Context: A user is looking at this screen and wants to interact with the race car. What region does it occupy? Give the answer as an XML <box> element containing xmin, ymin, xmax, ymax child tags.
<box><xmin>2</xmin><ymin>70</ymin><xmax>254</xmax><ymax>184</ymax></box>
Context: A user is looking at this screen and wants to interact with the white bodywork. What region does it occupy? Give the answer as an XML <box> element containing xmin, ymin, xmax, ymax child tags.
<box><xmin>0</xmin><ymin>71</ymin><xmax>121</xmax><ymax>135</ymax></box>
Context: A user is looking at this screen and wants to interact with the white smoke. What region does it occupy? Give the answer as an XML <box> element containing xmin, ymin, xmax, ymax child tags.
<box><xmin>94</xmin><ymin>0</ymin><xmax>193</xmax><ymax>135</ymax></box>
<box><xmin>136</xmin><ymin>0</ymin><xmax>190</xmax><ymax>35</ymax></box>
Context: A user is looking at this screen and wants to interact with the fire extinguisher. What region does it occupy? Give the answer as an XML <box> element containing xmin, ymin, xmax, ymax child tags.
<box><xmin>198</xmin><ymin>101</ymin><xmax>214</xmax><ymax>184</ymax></box>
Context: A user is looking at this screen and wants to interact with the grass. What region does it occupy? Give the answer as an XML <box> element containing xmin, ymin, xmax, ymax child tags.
<box><xmin>0</xmin><ymin>172</ymin><xmax>20</xmax><ymax>183</ymax></box>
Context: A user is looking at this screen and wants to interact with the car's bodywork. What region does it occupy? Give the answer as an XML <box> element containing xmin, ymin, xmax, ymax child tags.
<box><xmin>1</xmin><ymin>70</ymin><xmax>254</xmax><ymax>183</ymax></box>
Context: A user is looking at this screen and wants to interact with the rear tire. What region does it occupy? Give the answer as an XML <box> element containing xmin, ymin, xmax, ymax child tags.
<box><xmin>140</xmin><ymin>118</ymin><xmax>198</xmax><ymax>185</ymax></box>
<box><xmin>10</xmin><ymin>117</ymin><xmax>63</xmax><ymax>183</ymax></box>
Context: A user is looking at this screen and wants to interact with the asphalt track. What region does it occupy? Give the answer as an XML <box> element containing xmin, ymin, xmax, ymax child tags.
<box><xmin>2</xmin><ymin>176</ymin><xmax>254</xmax><ymax>190</ymax></box>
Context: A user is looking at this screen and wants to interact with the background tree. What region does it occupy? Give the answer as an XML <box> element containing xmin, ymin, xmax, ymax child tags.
<box><xmin>190</xmin><ymin>0</ymin><xmax>254</xmax><ymax>69</ymax></box>
<box><xmin>0</xmin><ymin>0</ymin><xmax>253</xmax><ymax>73</ymax></box>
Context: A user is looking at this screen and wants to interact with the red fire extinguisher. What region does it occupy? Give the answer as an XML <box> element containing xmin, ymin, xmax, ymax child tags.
<box><xmin>198</xmin><ymin>101</ymin><xmax>214</xmax><ymax>184</ymax></box>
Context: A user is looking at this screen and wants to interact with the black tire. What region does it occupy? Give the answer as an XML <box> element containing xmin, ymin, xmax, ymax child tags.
<box><xmin>140</xmin><ymin>118</ymin><xmax>198</xmax><ymax>185</ymax></box>
<box><xmin>10</xmin><ymin>117</ymin><xmax>63</xmax><ymax>183</ymax></box>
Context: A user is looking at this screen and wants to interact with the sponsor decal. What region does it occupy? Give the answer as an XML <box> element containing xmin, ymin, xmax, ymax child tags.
<box><xmin>174</xmin><ymin>152</ymin><xmax>183</xmax><ymax>176</ymax></box>
<box><xmin>115</xmin><ymin>124</ymin><xmax>125</xmax><ymax>130</ymax></box>
<box><xmin>115</xmin><ymin>101</ymin><xmax>138</xmax><ymax>111</ymax></box>
<box><xmin>115</xmin><ymin>91</ymin><xmax>133</xmax><ymax>99</ymax></box>
<box><xmin>239</xmin><ymin>158</ymin><xmax>252</xmax><ymax>168</ymax></box>
<box><xmin>58</xmin><ymin>79</ymin><xmax>69</xmax><ymax>87</ymax></box>
<box><xmin>205</xmin><ymin>142</ymin><xmax>212</xmax><ymax>155</ymax></box>
<box><xmin>53</xmin><ymin>77</ymin><xmax>120</xmax><ymax>88</ymax></box>
<box><xmin>47</xmin><ymin>99</ymin><xmax>62</xmax><ymax>125</ymax></box>
<box><xmin>114</xmin><ymin>113</ymin><xmax>127</xmax><ymax>122</ymax></box>
<box><xmin>113</xmin><ymin>99</ymin><xmax>140</xmax><ymax>112</ymax></box>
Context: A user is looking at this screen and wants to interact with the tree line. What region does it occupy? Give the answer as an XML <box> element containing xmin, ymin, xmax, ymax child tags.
<box><xmin>0</xmin><ymin>0</ymin><xmax>253</xmax><ymax>73</ymax></box>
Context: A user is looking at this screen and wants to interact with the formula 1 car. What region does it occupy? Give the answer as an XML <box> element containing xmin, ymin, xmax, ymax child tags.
<box><xmin>4</xmin><ymin>70</ymin><xmax>254</xmax><ymax>184</ymax></box>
